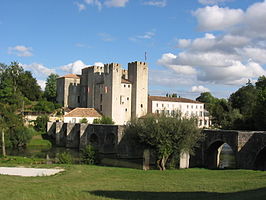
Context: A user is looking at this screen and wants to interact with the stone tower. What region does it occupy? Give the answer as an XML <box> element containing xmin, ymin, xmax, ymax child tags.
<box><xmin>128</xmin><ymin>61</ymin><xmax>148</xmax><ymax>119</ymax></box>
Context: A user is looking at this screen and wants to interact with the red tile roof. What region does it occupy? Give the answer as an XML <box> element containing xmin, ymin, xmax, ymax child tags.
<box><xmin>148</xmin><ymin>96</ymin><xmax>202</xmax><ymax>104</ymax></box>
<box><xmin>64</xmin><ymin>108</ymin><xmax>102</xmax><ymax>118</ymax></box>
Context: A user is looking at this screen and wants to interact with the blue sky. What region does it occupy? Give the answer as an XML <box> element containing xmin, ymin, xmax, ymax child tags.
<box><xmin>1</xmin><ymin>0</ymin><xmax>266</xmax><ymax>99</ymax></box>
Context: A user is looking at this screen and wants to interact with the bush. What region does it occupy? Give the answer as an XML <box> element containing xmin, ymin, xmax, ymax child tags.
<box><xmin>33</xmin><ymin>100</ymin><xmax>55</xmax><ymax>113</ymax></box>
<box><xmin>57</xmin><ymin>152</ymin><xmax>73</xmax><ymax>164</ymax></box>
<box><xmin>34</xmin><ymin>115</ymin><xmax>49</xmax><ymax>133</ymax></box>
<box><xmin>93</xmin><ymin>116</ymin><xmax>114</xmax><ymax>124</ymax></box>
<box><xmin>80</xmin><ymin>118</ymin><xmax>88</xmax><ymax>123</ymax></box>
<box><xmin>9</xmin><ymin>126</ymin><xmax>33</xmax><ymax>149</ymax></box>
<box><xmin>81</xmin><ymin>144</ymin><xmax>97</xmax><ymax>164</ymax></box>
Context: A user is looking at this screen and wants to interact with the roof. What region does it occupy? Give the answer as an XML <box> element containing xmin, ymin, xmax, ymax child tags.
<box><xmin>121</xmin><ymin>78</ymin><xmax>131</xmax><ymax>84</ymax></box>
<box><xmin>64</xmin><ymin>108</ymin><xmax>102</xmax><ymax>118</ymax></box>
<box><xmin>58</xmin><ymin>74</ymin><xmax>80</xmax><ymax>79</ymax></box>
<box><xmin>149</xmin><ymin>96</ymin><xmax>202</xmax><ymax>104</ymax></box>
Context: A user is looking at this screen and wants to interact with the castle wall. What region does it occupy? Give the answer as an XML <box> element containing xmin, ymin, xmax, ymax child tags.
<box><xmin>128</xmin><ymin>61</ymin><xmax>148</xmax><ymax>119</ymax></box>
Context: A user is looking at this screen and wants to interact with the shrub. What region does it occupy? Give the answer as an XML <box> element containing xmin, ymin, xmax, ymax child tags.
<box><xmin>9</xmin><ymin>126</ymin><xmax>33</xmax><ymax>149</ymax></box>
<box><xmin>81</xmin><ymin>144</ymin><xmax>97</xmax><ymax>164</ymax></box>
<box><xmin>80</xmin><ymin>118</ymin><xmax>88</xmax><ymax>123</ymax></box>
<box><xmin>57</xmin><ymin>152</ymin><xmax>73</xmax><ymax>164</ymax></box>
<box><xmin>34</xmin><ymin>115</ymin><xmax>49</xmax><ymax>133</ymax></box>
<box><xmin>93</xmin><ymin>116</ymin><xmax>114</xmax><ymax>124</ymax></box>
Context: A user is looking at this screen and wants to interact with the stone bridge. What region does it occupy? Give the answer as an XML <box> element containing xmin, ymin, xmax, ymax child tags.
<box><xmin>191</xmin><ymin>129</ymin><xmax>266</xmax><ymax>170</ymax></box>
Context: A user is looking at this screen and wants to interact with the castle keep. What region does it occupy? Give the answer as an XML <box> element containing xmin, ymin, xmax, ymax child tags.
<box><xmin>57</xmin><ymin>61</ymin><xmax>148</xmax><ymax>125</ymax></box>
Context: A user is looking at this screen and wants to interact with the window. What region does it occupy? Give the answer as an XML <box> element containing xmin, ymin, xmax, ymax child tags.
<box><xmin>162</xmin><ymin>104</ymin><xmax>164</xmax><ymax>107</ymax></box>
<box><xmin>156</xmin><ymin>103</ymin><xmax>158</xmax><ymax>107</ymax></box>
<box><xmin>141</xmin><ymin>104</ymin><xmax>143</xmax><ymax>108</ymax></box>
<box><xmin>127</xmin><ymin>97</ymin><xmax>129</xmax><ymax>100</ymax></box>
<box><xmin>191</xmin><ymin>105</ymin><xmax>193</xmax><ymax>109</ymax></box>
<box><xmin>125</xmin><ymin>108</ymin><xmax>127</xmax><ymax>112</ymax></box>
<box><xmin>196</xmin><ymin>105</ymin><xmax>198</xmax><ymax>109</ymax></box>
<box><xmin>204</xmin><ymin>120</ymin><xmax>208</xmax><ymax>125</ymax></box>
<box><xmin>100</xmin><ymin>105</ymin><xmax>102</xmax><ymax>111</ymax></box>
<box><xmin>156</xmin><ymin>110</ymin><xmax>159</xmax><ymax>114</ymax></box>
<box><xmin>200</xmin><ymin>111</ymin><xmax>203</xmax><ymax>117</ymax></box>
<box><xmin>128</xmin><ymin>85</ymin><xmax>130</xmax><ymax>88</ymax></box>
<box><xmin>199</xmin><ymin>120</ymin><xmax>202</xmax><ymax>126</ymax></box>
<box><xmin>124</xmin><ymin>85</ymin><xmax>126</xmax><ymax>87</ymax></box>
<box><xmin>187</xmin><ymin>105</ymin><xmax>189</xmax><ymax>109</ymax></box>
<box><xmin>100</xmin><ymin>94</ymin><xmax>103</xmax><ymax>102</ymax></box>
<box><xmin>77</xmin><ymin>96</ymin><xmax>80</xmax><ymax>103</ymax></box>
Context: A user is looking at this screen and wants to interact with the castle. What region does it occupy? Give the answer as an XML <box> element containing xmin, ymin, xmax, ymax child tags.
<box><xmin>57</xmin><ymin>61</ymin><xmax>210</xmax><ymax>127</ymax></box>
<box><xmin>57</xmin><ymin>61</ymin><xmax>148</xmax><ymax>125</ymax></box>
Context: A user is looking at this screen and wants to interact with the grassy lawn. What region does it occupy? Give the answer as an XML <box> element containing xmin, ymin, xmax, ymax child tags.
<box><xmin>0</xmin><ymin>164</ymin><xmax>265</xmax><ymax>200</ymax></box>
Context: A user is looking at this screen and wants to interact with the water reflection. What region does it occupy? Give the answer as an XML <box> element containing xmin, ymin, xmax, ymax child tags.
<box><xmin>2</xmin><ymin>146</ymin><xmax>81</xmax><ymax>162</ymax></box>
<box><xmin>219</xmin><ymin>143</ymin><xmax>236</xmax><ymax>169</ymax></box>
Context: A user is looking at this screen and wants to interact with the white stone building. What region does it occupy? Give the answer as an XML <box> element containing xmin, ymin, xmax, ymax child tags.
<box><xmin>56</xmin><ymin>61</ymin><xmax>210</xmax><ymax>127</ymax></box>
<box><xmin>148</xmin><ymin>96</ymin><xmax>211</xmax><ymax>128</ymax></box>
<box><xmin>57</xmin><ymin>61</ymin><xmax>148</xmax><ymax>125</ymax></box>
<box><xmin>63</xmin><ymin>108</ymin><xmax>102</xmax><ymax>124</ymax></box>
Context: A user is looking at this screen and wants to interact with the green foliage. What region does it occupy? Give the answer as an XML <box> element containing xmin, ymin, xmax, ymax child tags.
<box><xmin>9</xmin><ymin>126</ymin><xmax>33</xmax><ymax>149</ymax></box>
<box><xmin>57</xmin><ymin>152</ymin><xmax>73</xmax><ymax>164</ymax></box>
<box><xmin>125</xmin><ymin>113</ymin><xmax>203</xmax><ymax>170</ymax></box>
<box><xmin>166</xmin><ymin>93</ymin><xmax>177</xmax><ymax>98</ymax></box>
<box><xmin>44</xmin><ymin>73</ymin><xmax>59</xmax><ymax>102</ymax></box>
<box><xmin>34</xmin><ymin>115</ymin><xmax>49</xmax><ymax>133</ymax></box>
<box><xmin>197</xmin><ymin>77</ymin><xmax>266</xmax><ymax>130</ymax></box>
<box><xmin>80</xmin><ymin>118</ymin><xmax>88</xmax><ymax>123</ymax></box>
<box><xmin>81</xmin><ymin>144</ymin><xmax>97</xmax><ymax>164</ymax></box>
<box><xmin>93</xmin><ymin>116</ymin><xmax>114</xmax><ymax>124</ymax></box>
<box><xmin>17</xmin><ymin>71</ymin><xmax>42</xmax><ymax>101</ymax></box>
<box><xmin>33</xmin><ymin>100</ymin><xmax>55</xmax><ymax>113</ymax></box>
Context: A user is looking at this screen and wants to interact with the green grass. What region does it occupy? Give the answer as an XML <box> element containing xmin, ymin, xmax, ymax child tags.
<box><xmin>0</xmin><ymin>165</ymin><xmax>265</xmax><ymax>200</ymax></box>
<box><xmin>27</xmin><ymin>135</ymin><xmax>52</xmax><ymax>149</ymax></box>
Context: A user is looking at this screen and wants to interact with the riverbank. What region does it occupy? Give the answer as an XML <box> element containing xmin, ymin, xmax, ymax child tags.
<box><xmin>0</xmin><ymin>165</ymin><xmax>265</xmax><ymax>200</ymax></box>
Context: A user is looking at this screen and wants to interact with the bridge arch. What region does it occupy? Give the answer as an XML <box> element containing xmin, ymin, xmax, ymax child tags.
<box><xmin>254</xmin><ymin>146</ymin><xmax>266</xmax><ymax>171</ymax></box>
<box><xmin>205</xmin><ymin>140</ymin><xmax>236</xmax><ymax>169</ymax></box>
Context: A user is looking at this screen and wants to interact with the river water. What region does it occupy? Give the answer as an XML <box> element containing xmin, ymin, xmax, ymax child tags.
<box><xmin>219</xmin><ymin>143</ymin><xmax>236</xmax><ymax>169</ymax></box>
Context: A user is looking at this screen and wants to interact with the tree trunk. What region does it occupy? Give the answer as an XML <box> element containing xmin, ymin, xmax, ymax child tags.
<box><xmin>2</xmin><ymin>129</ymin><xmax>6</xmax><ymax>157</ymax></box>
<box><xmin>157</xmin><ymin>155</ymin><xmax>169</xmax><ymax>171</ymax></box>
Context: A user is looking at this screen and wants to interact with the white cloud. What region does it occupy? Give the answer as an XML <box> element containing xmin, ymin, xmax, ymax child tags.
<box><xmin>193</xmin><ymin>6</ymin><xmax>244</xmax><ymax>31</ymax></box>
<box><xmin>74</xmin><ymin>2</ymin><xmax>86</xmax><ymax>11</ymax></box>
<box><xmin>37</xmin><ymin>80</ymin><xmax>46</xmax><ymax>91</ymax></box>
<box><xmin>143</xmin><ymin>0</ymin><xmax>167</xmax><ymax>7</ymax></box>
<box><xmin>158</xmin><ymin>1</ymin><xmax>266</xmax><ymax>87</ymax></box>
<box><xmin>157</xmin><ymin>53</ymin><xmax>197</xmax><ymax>75</ymax></box>
<box><xmin>191</xmin><ymin>85</ymin><xmax>210</xmax><ymax>93</ymax></box>
<box><xmin>98</xmin><ymin>32</ymin><xmax>115</xmax><ymax>42</ymax></box>
<box><xmin>130</xmin><ymin>30</ymin><xmax>155</xmax><ymax>41</ymax></box>
<box><xmin>83</xmin><ymin>0</ymin><xmax>128</xmax><ymax>10</ymax></box>
<box><xmin>60</xmin><ymin>60</ymin><xmax>104</xmax><ymax>74</ymax></box>
<box><xmin>60</xmin><ymin>60</ymin><xmax>88</xmax><ymax>74</ymax></box>
<box><xmin>198</xmin><ymin>0</ymin><xmax>233</xmax><ymax>5</ymax></box>
<box><xmin>94</xmin><ymin>62</ymin><xmax>104</xmax><ymax>67</ymax></box>
<box><xmin>21</xmin><ymin>63</ymin><xmax>55</xmax><ymax>77</ymax></box>
<box><xmin>8</xmin><ymin>45</ymin><xmax>33</xmax><ymax>57</ymax></box>
<box><xmin>84</xmin><ymin>0</ymin><xmax>102</xmax><ymax>10</ymax></box>
<box><xmin>104</xmin><ymin>0</ymin><xmax>129</xmax><ymax>7</ymax></box>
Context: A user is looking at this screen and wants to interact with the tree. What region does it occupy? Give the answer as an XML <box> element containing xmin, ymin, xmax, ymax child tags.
<box><xmin>34</xmin><ymin>115</ymin><xmax>49</xmax><ymax>133</ymax></box>
<box><xmin>44</xmin><ymin>73</ymin><xmax>59</xmax><ymax>102</ymax></box>
<box><xmin>229</xmin><ymin>82</ymin><xmax>257</xmax><ymax>117</ymax></box>
<box><xmin>253</xmin><ymin>76</ymin><xmax>266</xmax><ymax>130</ymax></box>
<box><xmin>18</xmin><ymin>71</ymin><xmax>42</xmax><ymax>101</ymax></box>
<box><xmin>124</xmin><ymin>113</ymin><xmax>202</xmax><ymax>170</ymax></box>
